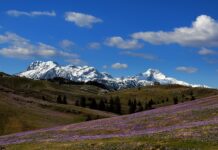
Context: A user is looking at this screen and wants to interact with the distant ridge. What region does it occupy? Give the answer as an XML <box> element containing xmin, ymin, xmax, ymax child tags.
<box><xmin>18</xmin><ymin>61</ymin><xmax>209</xmax><ymax>90</ymax></box>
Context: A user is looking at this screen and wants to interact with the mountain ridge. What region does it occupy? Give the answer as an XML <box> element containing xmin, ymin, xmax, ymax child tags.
<box><xmin>18</xmin><ymin>61</ymin><xmax>209</xmax><ymax>89</ymax></box>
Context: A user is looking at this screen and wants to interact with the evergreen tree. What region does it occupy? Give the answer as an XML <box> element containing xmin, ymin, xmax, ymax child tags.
<box><xmin>173</xmin><ymin>96</ymin><xmax>178</xmax><ymax>104</ymax></box>
<box><xmin>75</xmin><ymin>100</ymin><xmax>79</xmax><ymax>106</ymax></box>
<box><xmin>144</xmin><ymin>102</ymin><xmax>149</xmax><ymax>110</ymax></box>
<box><xmin>114</xmin><ymin>96</ymin><xmax>121</xmax><ymax>114</ymax></box>
<box><xmin>136</xmin><ymin>101</ymin><xmax>143</xmax><ymax>112</ymax></box>
<box><xmin>86</xmin><ymin>115</ymin><xmax>91</xmax><ymax>121</ymax></box>
<box><xmin>98</xmin><ymin>99</ymin><xmax>106</xmax><ymax>110</ymax></box>
<box><xmin>62</xmin><ymin>95</ymin><xmax>67</xmax><ymax>104</ymax></box>
<box><xmin>128</xmin><ymin>99</ymin><xmax>132</xmax><ymax>106</ymax></box>
<box><xmin>148</xmin><ymin>99</ymin><xmax>154</xmax><ymax>109</ymax></box>
<box><xmin>90</xmin><ymin>98</ymin><xmax>97</xmax><ymax>109</ymax></box>
<box><xmin>80</xmin><ymin>96</ymin><xmax>86</xmax><ymax>107</ymax></box>
<box><xmin>57</xmin><ymin>95</ymin><xmax>62</xmax><ymax>104</ymax></box>
<box><xmin>129</xmin><ymin>99</ymin><xmax>136</xmax><ymax>114</ymax></box>
<box><xmin>109</xmin><ymin>97</ymin><xmax>114</xmax><ymax>112</ymax></box>
<box><xmin>191</xmin><ymin>95</ymin><xmax>195</xmax><ymax>101</ymax></box>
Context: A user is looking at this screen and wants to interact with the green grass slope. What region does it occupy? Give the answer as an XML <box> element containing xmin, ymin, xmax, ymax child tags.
<box><xmin>0</xmin><ymin>75</ymin><xmax>116</xmax><ymax>136</ymax></box>
<box><xmin>107</xmin><ymin>85</ymin><xmax>218</xmax><ymax>114</ymax></box>
<box><xmin>0</xmin><ymin>74</ymin><xmax>217</xmax><ymax>138</ymax></box>
<box><xmin>1</xmin><ymin>95</ymin><xmax>218</xmax><ymax>150</ymax></box>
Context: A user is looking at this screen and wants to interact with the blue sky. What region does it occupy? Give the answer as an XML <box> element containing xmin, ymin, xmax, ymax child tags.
<box><xmin>0</xmin><ymin>0</ymin><xmax>218</xmax><ymax>87</ymax></box>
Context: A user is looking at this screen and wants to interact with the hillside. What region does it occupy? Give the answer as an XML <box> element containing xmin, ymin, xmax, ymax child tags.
<box><xmin>107</xmin><ymin>85</ymin><xmax>218</xmax><ymax>114</ymax></box>
<box><xmin>0</xmin><ymin>74</ymin><xmax>116</xmax><ymax>136</ymax></box>
<box><xmin>1</xmin><ymin>95</ymin><xmax>218</xmax><ymax>150</ymax></box>
<box><xmin>0</xmin><ymin>73</ymin><xmax>217</xmax><ymax>136</ymax></box>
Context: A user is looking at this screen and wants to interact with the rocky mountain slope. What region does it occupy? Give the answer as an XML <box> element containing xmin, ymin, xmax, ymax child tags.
<box><xmin>18</xmin><ymin>61</ymin><xmax>208</xmax><ymax>90</ymax></box>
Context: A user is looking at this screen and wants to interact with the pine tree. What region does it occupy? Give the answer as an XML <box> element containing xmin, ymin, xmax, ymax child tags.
<box><xmin>136</xmin><ymin>101</ymin><xmax>143</xmax><ymax>112</ymax></box>
<box><xmin>191</xmin><ymin>95</ymin><xmax>195</xmax><ymax>101</ymax></box>
<box><xmin>86</xmin><ymin>115</ymin><xmax>91</xmax><ymax>121</ymax></box>
<box><xmin>62</xmin><ymin>95</ymin><xmax>67</xmax><ymax>104</ymax></box>
<box><xmin>173</xmin><ymin>96</ymin><xmax>178</xmax><ymax>104</ymax></box>
<box><xmin>109</xmin><ymin>97</ymin><xmax>114</xmax><ymax>112</ymax></box>
<box><xmin>80</xmin><ymin>96</ymin><xmax>86</xmax><ymax>107</ymax></box>
<box><xmin>75</xmin><ymin>100</ymin><xmax>79</xmax><ymax>106</ymax></box>
<box><xmin>129</xmin><ymin>99</ymin><xmax>137</xmax><ymax>114</ymax></box>
<box><xmin>114</xmin><ymin>96</ymin><xmax>121</xmax><ymax>114</ymax></box>
<box><xmin>128</xmin><ymin>99</ymin><xmax>132</xmax><ymax>106</ymax></box>
<box><xmin>148</xmin><ymin>99</ymin><xmax>154</xmax><ymax>109</ymax></box>
<box><xmin>98</xmin><ymin>99</ymin><xmax>105</xmax><ymax>110</ymax></box>
<box><xmin>57</xmin><ymin>95</ymin><xmax>62</xmax><ymax>104</ymax></box>
<box><xmin>144</xmin><ymin>102</ymin><xmax>149</xmax><ymax>110</ymax></box>
<box><xmin>90</xmin><ymin>98</ymin><xmax>97</xmax><ymax>109</ymax></box>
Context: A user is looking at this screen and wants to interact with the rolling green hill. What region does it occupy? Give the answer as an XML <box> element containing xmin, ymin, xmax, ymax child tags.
<box><xmin>0</xmin><ymin>73</ymin><xmax>217</xmax><ymax>137</ymax></box>
<box><xmin>1</xmin><ymin>95</ymin><xmax>218</xmax><ymax>150</ymax></box>
<box><xmin>107</xmin><ymin>84</ymin><xmax>218</xmax><ymax>114</ymax></box>
<box><xmin>0</xmin><ymin>75</ymin><xmax>116</xmax><ymax>136</ymax></box>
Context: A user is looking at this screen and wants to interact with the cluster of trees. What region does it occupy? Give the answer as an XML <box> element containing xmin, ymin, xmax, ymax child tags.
<box><xmin>128</xmin><ymin>99</ymin><xmax>155</xmax><ymax>114</ymax></box>
<box><xmin>54</xmin><ymin>90</ymin><xmax>196</xmax><ymax>115</ymax></box>
<box><xmin>75</xmin><ymin>96</ymin><xmax>122</xmax><ymax>114</ymax></box>
<box><xmin>56</xmin><ymin>95</ymin><xmax>67</xmax><ymax>104</ymax></box>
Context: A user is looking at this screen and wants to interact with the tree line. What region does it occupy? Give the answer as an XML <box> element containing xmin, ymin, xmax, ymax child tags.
<box><xmin>75</xmin><ymin>96</ymin><xmax>122</xmax><ymax>114</ymax></box>
<box><xmin>55</xmin><ymin>90</ymin><xmax>195</xmax><ymax>115</ymax></box>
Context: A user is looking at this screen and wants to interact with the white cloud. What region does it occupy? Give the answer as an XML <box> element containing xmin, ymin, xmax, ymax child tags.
<box><xmin>176</xmin><ymin>66</ymin><xmax>198</xmax><ymax>73</ymax></box>
<box><xmin>88</xmin><ymin>42</ymin><xmax>101</xmax><ymax>49</ymax></box>
<box><xmin>0</xmin><ymin>32</ymin><xmax>56</xmax><ymax>58</ymax></box>
<box><xmin>59</xmin><ymin>39</ymin><xmax>75</xmax><ymax>50</ymax></box>
<box><xmin>6</xmin><ymin>10</ymin><xmax>56</xmax><ymax>17</ymax></box>
<box><xmin>66</xmin><ymin>58</ymin><xmax>85</xmax><ymax>65</ymax></box>
<box><xmin>198</xmin><ymin>48</ymin><xmax>217</xmax><ymax>55</ymax></box>
<box><xmin>105</xmin><ymin>36</ymin><xmax>143</xmax><ymax>50</ymax></box>
<box><xmin>64</xmin><ymin>12</ymin><xmax>102</xmax><ymax>28</ymax></box>
<box><xmin>122</xmin><ymin>51</ymin><xmax>157</xmax><ymax>60</ymax></box>
<box><xmin>111</xmin><ymin>63</ymin><xmax>128</xmax><ymax>69</ymax></box>
<box><xmin>102</xmin><ymin>65</ymin><xmax>108</xmax><ymax>69</ymax></box>
<box><xmin>132</xmin><ymin>15</ymin><xmax>218</xmax><ymax>47</ymax></box>
<box><xmin>0</xmin><ymin>32</ymin><xmax>80</xmax><ymax>60</ymax></box>
<box><xmin>202</xmin><ymin>58</ymin><xmax>218</xmax><ymax>64</ymax></box>
<box><xmin>59</xmin><ymin>51</ymin><xmax>78</xmax><ymax>58</ymax></box>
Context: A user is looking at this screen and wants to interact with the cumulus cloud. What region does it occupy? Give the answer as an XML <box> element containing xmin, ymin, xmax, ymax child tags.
<box><xmin>105</xmin><ymin>36</ymin><xmax>143</xmax><ymax>50</ymax></box>
<box><xmin>0</xmin><ymin>32</ymin><xmax>56</xmax><ymax>58</ymax></box>
<box><xmin>0</xmin><ymin>32</ymin><xmax>79</xmax><ymax>60</ymax></box>
<box><xmin>176</xmin><ymin>66</ymin><xmax>198</xmax><ymax>73</ymax></box>
<box><xmin>59</xmin><ymin>51</ymin><xmax>78</xmax><ymax>58</ymax></box>
<box><xmin>111</xmin><ymin>63</ymin><xmax>128</xmax><ymax>69</ymax></box>
<box><xmin>198</xmin><ymin>48</ymin><xmax>217</xmax><ymax>55</ymax></box>
<box><xmin>132</xmin><ymin>15</ymin><xmax>218</xmax><ymax>47</ymax></box>
<box><xmin>102</xmin><ymin>65</ymin><xmax>108</xmax><ymax>69</ymax></box>
<box><xmin>66</xmin><ymin>58</ymin><xmax>85</xmax><ymax>65</ymax></box>
<box><xmin>59</xmin><ymin>39</ymin><xmax>75</xmax><ymax>50</ymax></box>
<box><xmin>64</xmin><ymin>12</ymin><xmax>102</xmax><ymax>28</ymax></box>
<box><xmin>88</xmin><ymin>42</ymin><xmax>101</xmax><ymax>49</ymax></box>
<box><xmin>6</xmin><ymin>10</ymin><xmax>56</xmax><ymax>17</ymax></box>
<box><xmin>202</xmin><ymin>58</ymin><xmax>218</xmax><ymax>64</ymax></box>
<box><xmin>122</xmin><ymin>51</ymin><xmax>157</xmax><ymax>61</ymax></box>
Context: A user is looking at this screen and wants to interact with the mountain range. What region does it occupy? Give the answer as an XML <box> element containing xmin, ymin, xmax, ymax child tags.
<box><xmin>18</xmin><ymin>61</ymin><xmax>208</xmax><ymax>90</ymax></box>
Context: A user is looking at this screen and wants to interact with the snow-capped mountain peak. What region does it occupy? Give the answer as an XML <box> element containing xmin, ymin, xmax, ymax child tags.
<box><xmin>27</xmin><ymin>61</ymin><xmax>58</xmax><ymax>71</ymax></box>
<box><xmin>18</xmin><ymin>61</ymin><xmax>208</xmax><ymax>90</ymax></box>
